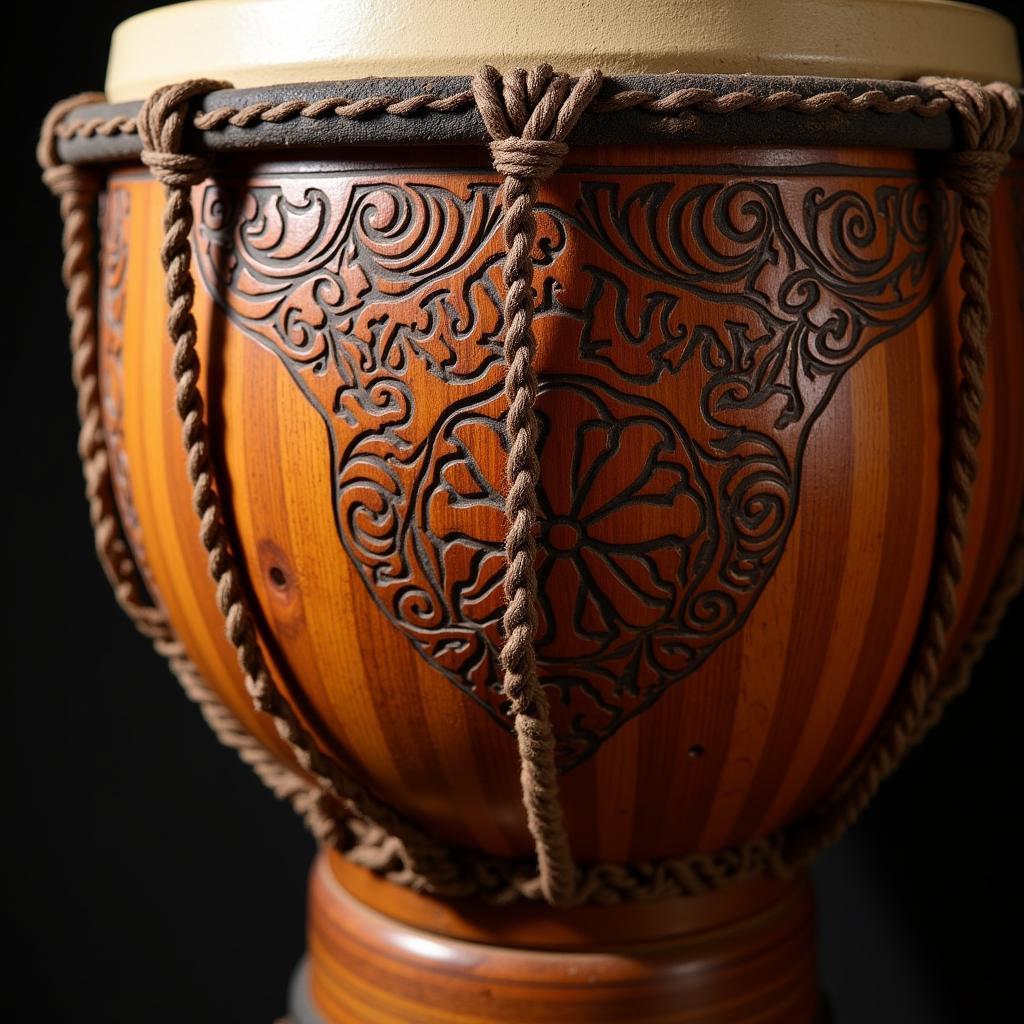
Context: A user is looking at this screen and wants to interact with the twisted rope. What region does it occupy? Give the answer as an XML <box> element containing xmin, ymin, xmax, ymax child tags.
<box><xmin>919</xmin><ymin>521</ymin><xmax>1023</xmax><ymax>730</ymax></box>
<box><xmin>344</xmin><ymin>817</ymin><xmax>782</xmax><ymax>905</ymax></box>
<box><xmin>471</xmin><ymin>63</ymin><xmax>603</xmax><ymax>906</ymax></box>
<box><xmin>38</xmin><ymin>92</ymin><xmax>334</xmax><ymax>841</ymax></box>
<box><xmin>51</xmin><ymin>82</ymin><xmax>955</xmax><ymax>143</ymax></box>
<box><xmin>784</xmin><ymin>78</ymin><xmax>1022</xmax><ymax>866</ymax></box>
<box><xmin>134</xmin><ymin>79</ymin><xmax>473</xmax><ymax>893</ymax></box>
<box><xmin>38</xmin><ymin>94</ymin><xmax>164</xmax><ymax>639</ymax></box>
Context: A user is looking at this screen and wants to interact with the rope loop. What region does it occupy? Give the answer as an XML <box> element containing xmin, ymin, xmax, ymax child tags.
<box><xmin>130</xmin><ymin>76</ymin><xmax>461</xmax><ymax>891</ymax></box>
<box><xmin>37</xmin><ymin>91</ymin><xmax>106</xmax><ymax>171</ymax></box>
<box><xmin>920</xmin><ymin>77</ymin><xmax>1022</xmax><ymax>154</ymax></box>
<box><xmin>921</xmin><ymin>78</ymin><xmax>1020</xmax><ymax>197</ymax></box>
<box><xmin>140</xmin><ymin>149</ymin><xmax>210</xmax><ymax>188</ymax></box>
<box><xmin>137</xmin><ymin>80</ymin><xmax>230</xmax><ymax>187</ymax></box>
<box><xmin>41</xmin><ymin>163</ymin><xmax>98</xmax><ymax>199</ymax></box>
<box><xmin>941</xmin><ymin>148</ymin><xmax>1010</xmax><ymax>197</ymax></box>
<box><xmin>37</xmin><ymin>85</ymin><xmax>340</xmax><ymax>847</ymax></box>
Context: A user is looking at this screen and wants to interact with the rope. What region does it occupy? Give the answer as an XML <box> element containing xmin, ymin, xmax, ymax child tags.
<box><xmin>51</xmin><ymin>82</ymin><xmax>955</xmax><ymax>143</ymax></box>
<box><xmin>38</xmin><ymin>92</ymin><xmax>335</xmax><ymax>842</ymax></box>
<box><xmin>782</xmin><ymin>78</ymin><xmax>1023</xmax><ymax>867</ymax></box>
<box><xmin>40</xmin><ymin>70</ymin><xmax>1023</xmax><ymax>908</ymax></box>
<box><xmin>134</xmin><ymin>79</ymin><xmax>470</xmax><ymax>894</ymax></box>
<box><xmin>38</xmin><ymin>94</ymin><xmax>164</xmax><ymax>639</ymax></box>
<box><xmin>470</xmin><ymin>63</ymin><xmax>603</xmax><ymax>906</ymax></box>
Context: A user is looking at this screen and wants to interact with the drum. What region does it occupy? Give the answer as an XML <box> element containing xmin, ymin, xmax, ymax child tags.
<box><xmin>40</xmin><ymin>1</ymin><xmax>1022</xmax><ymax>1021</ymax></box>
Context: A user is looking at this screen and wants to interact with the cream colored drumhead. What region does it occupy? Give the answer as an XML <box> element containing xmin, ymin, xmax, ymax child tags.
<box><xmin>106</xmin><ymin>0</ymin><xmax>1021</xmax><ymax>102</ymax></box>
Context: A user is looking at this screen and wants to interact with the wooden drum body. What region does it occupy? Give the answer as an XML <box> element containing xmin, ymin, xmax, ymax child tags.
<box><xmin>95</xmin><ymin>140</ymin><xmax>1023</xmax><ymax>1022</ymax></box>
<box><xmin>43</xmin><ymin>1</ymin><xmax>1022</xmax><ymax>1021</ymax></box>
<box><xmin>99</xmin><ymin>146</ymin><xmax>1024</xmax><ymax>863</ymax></box>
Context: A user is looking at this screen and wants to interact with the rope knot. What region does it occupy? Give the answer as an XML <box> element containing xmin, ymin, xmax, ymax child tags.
<box><xmin>489</xmin><ymin>137</ymin><xmax>568</xmax><ymax>181</ymax></box>
<box><xmin>137</xmin><ymin>78</ymin><xmax>231</xmax><ymax>189</ymax></box>
<box><xmin>472</xmin><ymin>64</ymin><xmax>603</xmax><ymax>183</ymax></box>
<box><xmin>41</xmin><ymin>163</ymin><xmax>98</xmax><ymax>199</ymax></box>
<box><xmin>140</xmin><ymin>149</ymin><xmax>210</xmax><ymax>188</ymax></box>
<box><xmin>940</xmin><ymin>148</ymin><xmax>1010</xmax><ymax>199</ymax></box>
<box><xmin>918</xmin><ymin>78</ymin><xmax>1020</xmax><ymax>201</ymax></box>
<box><xmin>920</xmin><ymin>77</ymin><xmax>1022</xmax><ymax>167</ymax></box>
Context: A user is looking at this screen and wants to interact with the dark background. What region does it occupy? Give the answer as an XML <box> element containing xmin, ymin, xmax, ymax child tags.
<box><xmin>9</xmin><ymin>3</ymin><xmax>1023</xmax><ymax>1021</ymax></box>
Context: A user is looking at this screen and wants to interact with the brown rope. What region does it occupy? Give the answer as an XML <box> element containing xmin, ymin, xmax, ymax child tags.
<box><xmin>470</xmin><ymin>63</ymin><xmax>603</xmax><ymax>906</ymax></box>
<box><xmin>783</xmin><ymin>78</ymin><xmax>1023</xmax><ymax>867</ymax></box>
<box><xmin>38</xmin><ymin>93</ymin><xmax>334</xmax><ymax>841</ymax></box>
<box><xmin>51</xmin><ymin>82</ymin><xmax>955</xmax><ymax>143</ymax></box>
<box><xmin>134</xmin><ymin>79</ymin><xmax>473</xmax><ymax>894</ymax></box>
<box><xmin>38</xmin><ymin>94</ymin><xmax>164</xmax><ymax>638</ymax></box>
<box><xmin>917</xmin><ymin>519</ymin><xmax>1023</xmax><ymax>733</ymax></box>
<box><xmin>344</xmin><ymin>816</ymin><xmax>782</xmax><ymax>905</ymax></box>
<box><xmin>41</xmin><ymin>71</ymin><xmax>1023</xmax><ymax>908</ymax></box>
<box><xmin>588</xmin><ymin>86</ymin><xmax>951</xmax><ymax>117</ymax></box>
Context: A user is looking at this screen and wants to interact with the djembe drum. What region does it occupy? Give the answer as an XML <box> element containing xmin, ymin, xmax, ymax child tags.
<box><xmin>40</xmin><ymin>1</ymin><xmax>1023</xmax><ymax>1021</ymax></box>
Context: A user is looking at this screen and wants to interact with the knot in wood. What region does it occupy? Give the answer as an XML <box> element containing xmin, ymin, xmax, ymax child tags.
<box><xmin>489</xmin><ymin>137</ymin><xmax>569</xmax><ymax>180</ymax></box>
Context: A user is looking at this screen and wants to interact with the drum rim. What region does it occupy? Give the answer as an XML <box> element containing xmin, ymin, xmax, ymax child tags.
<box><xmin>52</xmin><ymin>72</ymin><xmax>1024</xmax><ymax>168</ymax></box>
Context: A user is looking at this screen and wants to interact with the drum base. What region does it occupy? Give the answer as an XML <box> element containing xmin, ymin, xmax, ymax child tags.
<box><xmin>286</xmin><ymin>965</ymin><xmax>833</xmax><ymax>1024</ymax></box>
<box><xmin>297</xmin><ymin>849</ymin><xmax>823</xmax><ymax>1022</ymax></box>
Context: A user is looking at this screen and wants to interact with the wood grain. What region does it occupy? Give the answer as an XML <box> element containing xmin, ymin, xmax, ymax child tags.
<box><xmin>307</xmin><ymin>850</ymin><xmax>821</xmax><ymax>1023</ymax></box>
<box><xmin>97</xmin><ymin>146</ymin><xmax>1024</xmax><ymax>868</ymax></box>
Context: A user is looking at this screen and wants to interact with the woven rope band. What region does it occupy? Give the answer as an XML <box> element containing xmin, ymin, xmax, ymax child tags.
<box><xmin>51</xmin><ymin>74</ymin><xmax>1024</xmax><ymax>169</ymax></box>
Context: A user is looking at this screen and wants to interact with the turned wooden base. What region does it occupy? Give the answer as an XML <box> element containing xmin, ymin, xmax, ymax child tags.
<box><xmin>294</xmin><ymin>849</ymin><xmax>822</xmax><ymax>1022</ymax></box>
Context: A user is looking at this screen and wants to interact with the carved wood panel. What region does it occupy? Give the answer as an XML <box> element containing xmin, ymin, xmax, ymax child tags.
<box><xmin>194</xmin><ymin>165</ymin><xmax>954</xmax><ymax>771</ymax></box>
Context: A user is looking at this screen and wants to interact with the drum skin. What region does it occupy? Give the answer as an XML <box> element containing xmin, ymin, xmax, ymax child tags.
<box><xmin>97</xmin><ymin>144</ymin><xmax>1024</xmax><ymax>864</ymax></box>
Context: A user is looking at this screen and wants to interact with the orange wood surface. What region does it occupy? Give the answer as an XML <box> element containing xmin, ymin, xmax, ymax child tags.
<box><xmin>98</xmin><ymin>146</ymin><xmax>1024</xmax><ymax>866</ymax></box>
<box><xmin>308</xmin><ymin>851</ymin><xmax>821</xmax><ymax>1023</ymax></box>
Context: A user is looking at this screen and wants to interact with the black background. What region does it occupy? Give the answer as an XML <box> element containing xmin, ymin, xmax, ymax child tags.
<box><xmin>9</xmin><ymin>3</ymin><xmax>1023</xmax><ymax>1021</ymax></box>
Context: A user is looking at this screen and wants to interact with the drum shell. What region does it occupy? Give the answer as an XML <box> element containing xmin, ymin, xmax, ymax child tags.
<box><xmin>97</xmin><ymin>145</ymin><xmax>1024</xmax><ymax>863</ymax></box>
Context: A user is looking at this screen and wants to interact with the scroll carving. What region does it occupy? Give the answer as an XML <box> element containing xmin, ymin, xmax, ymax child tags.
<box><xmin>195</xmin><ymin>169</ymin><xmax>953</xmax><ymax>769</ymax></box>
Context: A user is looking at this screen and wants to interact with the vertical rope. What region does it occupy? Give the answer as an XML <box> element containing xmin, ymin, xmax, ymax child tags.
<box><xmin>785</xmin><ymin>78</ymin><xmax>1022</xmax><ymax>865</ymax></box>
<box><xmin>134</xmin><ymin>80</ymin><xmax>469</xmax><ymax>892</ymax></box>
<box><xmin>38</xmin><ymin>95</ymin><xmax>166</xmax><ymax>639</ymax></box>
<box><xmin>905</xmin><ymin>79</ymin><xmax>1022</xmax><ymax>741</ymax></box>
<box><xmin>39</xmin><ymin>93</ymin><xmax>340</xmax><ymax>841</ymax></box>
<box><xmin>472</xmin><ymin>65</ymin><xmax>603</xmax><ymax>906</ymax></box>
<box><xmin>919</xmin><ymin>516</ymin><xmax>1023</xmax><ymax>729</ymax></box>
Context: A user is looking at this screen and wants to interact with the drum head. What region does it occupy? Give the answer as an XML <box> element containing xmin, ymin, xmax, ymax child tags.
<box><xmin>105</xmin><ymin>0</ymin><xmax>1021</xmax><ymax>102</ymax></box>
